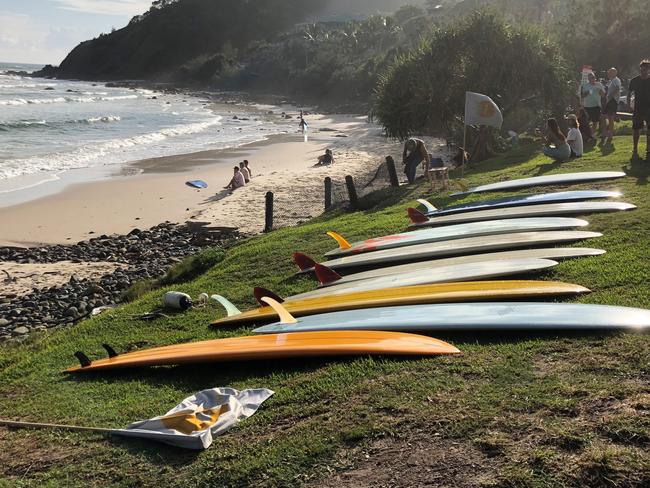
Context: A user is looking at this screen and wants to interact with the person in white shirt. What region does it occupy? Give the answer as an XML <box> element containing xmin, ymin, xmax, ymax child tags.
<box><xmin>602</xmin><ymin>67</ymin><xmax>621</xmax><ymax>145</ymax></box>
<box><xmin>225</xmin><ymin>166</ymin><xmax>246</xmax><ymax>191</ymax></box>
<box><xmin>566</xmin><ymin>114</ymin><xmax>584</xmax><ymax>158</ymax></box>
<box><xmin>239</xmin><ymin>162</ymin><xmax>251</xmax><ymax>183</ymax></box>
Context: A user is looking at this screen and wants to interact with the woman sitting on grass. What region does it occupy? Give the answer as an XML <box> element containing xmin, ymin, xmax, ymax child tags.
<box><xmin>542</xmin><ymin>118</ymin><xmax>571</xmax><ymax>162</ymax></box>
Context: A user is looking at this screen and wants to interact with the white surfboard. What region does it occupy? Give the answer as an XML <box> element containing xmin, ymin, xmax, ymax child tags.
<box><xmin>409</xmin><ymin>202</ymin><xmax>636</xmax><ymax>227</ymax></box>
<box><xmin>253</xmin><ymin>302</ymin><xmax>650</xmax><ymax>335</ymax></box>
<box><xmin>453</xmin><ymin>171</ymin><xmax>626</xmax><ymax>195</ymax></box>
<box><xmin>290</xmin><ymin>258</ymin><xmax>559</xmax><ymax>300</ymax></box>
<box><xmin>316</xmin><ymin>248</ymin><xmax>605</xmax><ymax>288</ymax></box>
<box><xmin>325</xmin><ymin>217</ymin><xmax>588</xmax><ymax>257</ymax></box>
<box><xmin>296</xmin><ymin>231</ymin><xmax>602</xmax><ymax>273</ymax></box>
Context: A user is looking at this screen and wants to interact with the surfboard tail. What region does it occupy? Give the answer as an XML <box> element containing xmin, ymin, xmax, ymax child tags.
<box><xmin>314</xmin><ymin>263</ymin><xmax>343</xmax><ymax>285</ymax></box>
<box><xmin>407</xmin><ymin>207</ymin><xmax>430</xmax><ymax>225</ymax></box>
<box><xmin>293</xmin><ymin>252</ymin><xmax>317</xmax><ymax>272</ymax></box>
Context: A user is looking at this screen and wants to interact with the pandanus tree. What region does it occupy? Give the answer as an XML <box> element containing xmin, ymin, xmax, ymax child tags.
<box><xmin>374</xmin><ymin>11</ymin><xmax>570</xmax><ymax>161</ymax></box>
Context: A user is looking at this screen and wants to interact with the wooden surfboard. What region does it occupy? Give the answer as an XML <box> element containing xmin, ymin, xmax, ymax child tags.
<box><xmin>210</xmin><ymin>281</ymin><xmax>590</xmax><ymax>327</ymax></box>
<box><xmin>453</xmin><ymin>171</ymin><xmax>626</xmax><ymax>196</ymax></box>
<box><xmin>417</xmin><ymin>190</ymin><xmax>621</xmax><ymax>217</ymax></box>
<box><xmin>252</xmin><ymin>302</ymin><xmax>650</xmax><ymax>335</ymax></box>
<box><xmin>409</xmin><ymin>202</ymin><xmax>636</xmax><ymax>227</ymax></box>
<box><xmin>65</xmin><ymin>331</ymin><xmax>461</xmax><ymax>373</ymax></box>
<box><xmin>295</xmin><ymin>231</ymin><xmax>602</xmax><ymax>273</ymax></box>
<box><xmin>325</xmin><ymin>217</ymin><xmax>588</xmax><ymax>257</ymax></box>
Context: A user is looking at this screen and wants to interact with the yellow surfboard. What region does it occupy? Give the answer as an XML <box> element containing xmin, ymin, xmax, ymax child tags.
<box><xmin>65</xmin><ymin>331</ymin><xmax>460</xmax><ymax>373</ymax></box>
<box><xmin>210</xmin><ymin>281</ymin><xmax>590</xmax><ymax>327</ymax></box>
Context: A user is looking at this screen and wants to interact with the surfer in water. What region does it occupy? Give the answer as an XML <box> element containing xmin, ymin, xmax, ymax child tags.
<box><xmin>402</xmin><ymin>138</ymin><xmax>429</xmax><ymax>184</ymax></box>
<box><xmin>224</xmin><ymin>166</ymin><xmax>246</xmax><ymax>192</ymax></box>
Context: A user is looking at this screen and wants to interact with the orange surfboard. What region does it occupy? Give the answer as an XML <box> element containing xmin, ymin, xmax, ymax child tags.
<box><xmin>65</xmin><ymin>331</ymin><xmax>460</xmax><ymax>373</ymax></box>
<box><xmin>210</xmin><ymin>281</ymin><xmax>590</xmax><ymax>327</ymax></box>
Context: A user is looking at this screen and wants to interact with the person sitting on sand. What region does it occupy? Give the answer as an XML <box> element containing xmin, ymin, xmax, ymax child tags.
<box><xmin>317</xmin><ymin>149</ymin><xmax>334</xmax><ymax>166</ymax></box>
<box><xmin>225</xmin><ymin>166</ymin><xmax>246</xmax><ymax>191</ymax></box>
<box><xmin>541</xmin><ymin>118</ymin><xmax>571</xmax><ymax>162</ymax></box>
<box><xmin>243</xmin><ymin>160</ymin><xmax>252</xmax><ymax>178</ymax></box>
<box><xmin>402</xmin><ymin>138</ymin><xmax>429</xmax><ymax>184</ymax></box>
<box><xmin>239</xmin><ymin>162</ymin><xmax>251</xmax><ymax>183</ymax></box>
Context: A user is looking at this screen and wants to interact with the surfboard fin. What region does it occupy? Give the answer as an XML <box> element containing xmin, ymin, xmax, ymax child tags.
<box><xmin>260</xmin><ymin>297</ymin><xmax>298</xmax><ymax>324</ymax></box>
<box><xmin>102</xmin><ymin>344</ymin><xmax>119</xmax><ymax>359</ymax></box>
<box><xmin>293</xmin><ymin>252</ymin><xmax>317</xmax><ymax>272</ymax></box>
<box><xmin>417</xmin><ymin>199</ymin><xmax>437</xmax><ymax>213</ymax></box>
<box><xmin>326</xmin><ymin>231</ymin><xmax>352</xmax><ymax>250</ymax></box>
<box><xmin>314</xmin><ymin>263</ymin><xmax>342</xmax><ymax>285</ymax></box>
<box><xmin>74</xmin><ymin>351</ymin><xmax>92</xmax><ymax>368</ymax></box>
<box><xmin>210</xmin><ymin>295</ymin><xmax>242</xmax><ymax>317</ymax></box>
<box><xmin>253</xmin><ymin>287</ymin><xmax>285</xmax><ymax>306</ymax></box>
<box><xmin>407</xmin><ymin>207</ymin><xmax>430</xmax><ymax>225</ymax></box>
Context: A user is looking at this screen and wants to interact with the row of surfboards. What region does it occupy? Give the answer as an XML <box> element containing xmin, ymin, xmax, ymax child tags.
<box><xmin>67</xmin><ymin>171</ymin><xmax>650</xmax><ymax>373</ymax></box>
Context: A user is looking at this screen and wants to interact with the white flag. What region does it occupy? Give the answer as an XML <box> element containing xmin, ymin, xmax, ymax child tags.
<box><xmin>113</xmin><ymin>388</ymin><xmax>274</xmax><ymax>450</ymax></box>
<box><xmin>464</xmin><ymin>92</ymin><xmax>503</xmax><ymax>128</ymax></box>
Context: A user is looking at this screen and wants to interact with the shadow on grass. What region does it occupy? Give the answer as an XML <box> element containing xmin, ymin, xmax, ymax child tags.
<box><xmin>622</xmin><ymin>159</ymin><xmax>650</xmax><ymax>186</ymax></box>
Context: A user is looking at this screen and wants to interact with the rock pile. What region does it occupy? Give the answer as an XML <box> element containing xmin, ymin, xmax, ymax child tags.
<box><xmin>0</xmin><ymin>223</ymin><xmax>240</xmax><ymax>342</ymax></box>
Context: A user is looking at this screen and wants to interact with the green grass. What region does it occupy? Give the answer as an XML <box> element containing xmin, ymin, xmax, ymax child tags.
<box><xmin>1</xmin><ymin>135</ymin><xmax>649</xmax><ymax>487</ymax></box>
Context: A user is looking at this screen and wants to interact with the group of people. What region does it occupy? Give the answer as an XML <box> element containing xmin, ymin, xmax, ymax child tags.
<box><xmin>543</xmin><ymin>59</ymin><xmax>650</xmax><ymax>162</ymax></box>
<box><xmin>225</xmin><ymin>160</ymin><xmax>252</xmax><ymax>191</ymax></box>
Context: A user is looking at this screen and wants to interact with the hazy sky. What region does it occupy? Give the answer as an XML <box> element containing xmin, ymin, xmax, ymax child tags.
<box><xmin>0</xmin><ymin>0</ymin><xmax>153</xmax><ymax>65</ymax></box>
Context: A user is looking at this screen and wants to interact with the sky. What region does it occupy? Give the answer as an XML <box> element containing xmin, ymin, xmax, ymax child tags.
<box><xmin>0</xmin><ymin>0</ymin><xmax>153</xmax><ymax>65</ymax></box>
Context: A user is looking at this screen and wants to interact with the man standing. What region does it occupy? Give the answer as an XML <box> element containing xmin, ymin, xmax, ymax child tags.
<box><xmin>581</xmin><ymin>72</ymin><xmax>605</xmax><ymax>139</ymax></box>
<box><xmin>628</xmin><ymin>59</ymin><xmax>650</xmax><ymax>160</ymax></box>
<box><xmin>402</xmin><ymin>138</ymin><xmax>429</xmax><ymax>184</ymax></box>
<box><xmin>602</xmin><ymin>67</ymin><xmax>621</xmax><ymax>145</ymax></box>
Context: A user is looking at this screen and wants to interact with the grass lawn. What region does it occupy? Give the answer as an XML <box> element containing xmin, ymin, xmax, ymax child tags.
<box><xmin>1</xmin><ymin>134</ymin><xmax>649</xmax><ymax>487</ymax></box>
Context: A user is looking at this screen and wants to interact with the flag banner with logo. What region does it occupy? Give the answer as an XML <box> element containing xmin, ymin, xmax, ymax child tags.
<box><xmin>114</xmin><ymin>388</ymin><xmax>274</xmax><ymax>450</ymax></box>
<box><xmin>464</xmin><ymin>92</ymin><xmax>503</xmax><ymax>128</ymax></box>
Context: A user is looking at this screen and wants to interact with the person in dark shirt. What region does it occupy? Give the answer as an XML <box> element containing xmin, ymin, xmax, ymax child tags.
<box><xmin>628</xmin><ymin>59</ymin><xmax>650</xmax><ymax>159</ymax></box>
<box><xmin>402</xmin><ymin>138</ymin><xmax>429</xmax><ymax>184</ymax></box>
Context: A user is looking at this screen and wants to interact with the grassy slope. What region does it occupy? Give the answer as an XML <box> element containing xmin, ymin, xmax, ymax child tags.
<box><xmin>0</xmin><ymin>135</ymin><xmax>649</xmax><ymax>487</ymax></box>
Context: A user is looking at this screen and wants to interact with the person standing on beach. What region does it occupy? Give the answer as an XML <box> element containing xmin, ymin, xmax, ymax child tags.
<box><xmin>628</xmin><ymin>59</ymin><xmax>650</xmax><ymax>160</ymax></box>
<box><xmin>581</xmin><ymin>72</ymin><xmax>605</xmax><ymax>139</ymax></box>
<box><xmin>243</xmin><ymin>160</ymin><xmax>252</xmax><ymax>178</ymax></box>
<box><xmin>225</xmin><ymin>166</ymin><xmax>246</xmax><ymax>191</ymax></box>
<box><xmin>402</xmin><ymin>138</ymin><xmax>429</xmax><ymax>184</ymax></box>
<box><xmin>239</xmin><ymin>162</ymin><xmax>251</xmax><ymax>183</ymax></box>
<box><xmin>601</xmin><ymin>68</ymin><xmax>621</xmax><ymax>145</ymax></box>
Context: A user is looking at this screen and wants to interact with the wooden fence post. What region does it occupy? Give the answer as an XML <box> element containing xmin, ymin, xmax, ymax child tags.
<box><xmin>385</xmin><ymin>156</ymin><xmax>400</xmax><ymax>187</ymax></box>
<box><xmin>324</xmin><ymin>177</ymin><xmax>332</xmax><ymax>211</ymax></box>
<box><xmin>345</xmin><ymin>175</ymin><xmax>359</xmax><ymax>210</ymax></box>
<box><xmin>264</xmin><ymin>191</ymin><xmax>274</xmax><ymax>233</ymax></box>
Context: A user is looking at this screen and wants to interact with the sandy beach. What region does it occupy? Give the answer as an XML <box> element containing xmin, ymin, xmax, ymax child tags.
<box><xmin>0</xmin><ymin>112</ymin><xmax>416</xmax><ymax>247</ymax></box>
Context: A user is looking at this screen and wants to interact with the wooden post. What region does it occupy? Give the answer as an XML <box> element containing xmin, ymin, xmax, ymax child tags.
<box><xmin>385</xmin><ymin>156</ymin><xmax>399</xmax><ymax>187</ymax></box>
<box><xmin>324</xmin><ymin>177</ymin><xmax>332</xmax><ymax>211</ymax></box>
<box><xmin>264</xmin><ymin>191</ymin><xmax>273</xmax><ymax>233</ymax></box>
<box><xmin>345</xmin><ymin>175</ymin><xmax>359</xmax><ymax>210</ymax></box>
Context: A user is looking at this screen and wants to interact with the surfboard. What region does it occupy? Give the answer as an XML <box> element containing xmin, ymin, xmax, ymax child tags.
<box><xmin>210</xmin><ymin>281</ymin><xmax>590</xmax><ymax>327</ymax></box>
<box><xmin>453</xmin><ymin>171</ymin><xmax>626</xmax><ymax>196</ymax></box>
<box><xmin>325</xmin><ymin>217</ymin><xmax>588</xmax><ymax>257</ymax></box>
<box><xmin>409</xmin><ymin>202</ymin><xmax>636</xmax><ymax>227</ymax></box>
<box><xmin>288</xmin><ymin>258</ymin><xmax>559</xmax><ymax>301</ymax></box>
<box><xmin>418</xmin><ymin>190</ymin><xmax>621</xmax><ymax>217</ymax></box>
<box><xmin>295</xmin><ymin>231</ymin><xmax>602</xmax><ymax>273</ymax></box>
<box><xmin>65</xmin><ymin>331</ymin><xmax>460</xmax><ymax>373</ymax></box>
<box><xmin>314</xmin><ymin>248</ymin><xmax>605</xmax><ymax>288</ymax></box>
<box><xmin>252</xmin><ymin>302</ymin><xmax>650</xmax><ymax>335</ymax></box>
<box><xmin>186</xmin><ymin>180</ymin><xmax>208</xmax><ymax>189</ymax></box>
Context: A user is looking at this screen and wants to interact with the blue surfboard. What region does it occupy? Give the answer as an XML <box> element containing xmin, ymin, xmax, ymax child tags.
<box><xmin>186</xmin><ymin>180</ymin><xmax>208</xmax><ymax>189</ymax></box>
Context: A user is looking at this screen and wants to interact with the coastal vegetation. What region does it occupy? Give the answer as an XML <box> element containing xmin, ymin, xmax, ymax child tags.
<box><xmin>1</xmin><ymin>131</ymin><xmax>648</xmax><ymax>486</ymax></box>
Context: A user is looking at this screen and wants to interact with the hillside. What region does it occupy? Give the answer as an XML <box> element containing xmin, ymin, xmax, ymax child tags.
<box><xmin>1</xmin><ymin>134</ymin><xmax>648</xmax><ymax>486</ymax></box>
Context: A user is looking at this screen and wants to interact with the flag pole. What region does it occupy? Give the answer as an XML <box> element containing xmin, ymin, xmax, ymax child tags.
<box><xmin>461</xmin><ymin>122</ymin><xmax>467</xmax><ymax>179</ymax></box>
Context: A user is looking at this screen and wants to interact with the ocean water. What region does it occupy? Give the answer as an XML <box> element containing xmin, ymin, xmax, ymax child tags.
<box><xmin>0</xmin><ymin>62</ymin><xmax>295</xmax><ymax>194</ymax></box>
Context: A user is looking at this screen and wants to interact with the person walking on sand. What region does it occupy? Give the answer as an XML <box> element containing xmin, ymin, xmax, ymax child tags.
<box><xmin>224</xmin><ymin>166</ymin><xmax>246</xmax><ymax>191</ymax></box>
<box><xmin>243</xmin><ymin>160</ymin><xmax>252</xmax><ymax>178</ymax></box>
<box><xmin>565</xmin><ymin>114</ymin><xmax>584</xmax><ymax>158</ymax></box>
<box><xmin>601</xmin><ymin>67</ymin><xmax>621</xmax><ymax>145</ymax></box>
<box><xmin>628</xmin><ymin>59</ymin><xmax>650</xmax><ymax>160</ymax></box>
<box><xmin>239</xmin><ymin>162</ymin><xmax>251</xmax><ymax>183</ymax></box>
<box><xmin>581</xmin><ymin>72</ymin><xmax>605</xmax><ymax>139</ymax></box>
<box><xmin>402</xmin><ymin>138</ymin><xmax>429</xmax><ymax>184</ymax></box>
<box><xmin>542</xmin><ymin>118</ymin><xmax>571</xmax><ymax>162</ymax></box>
